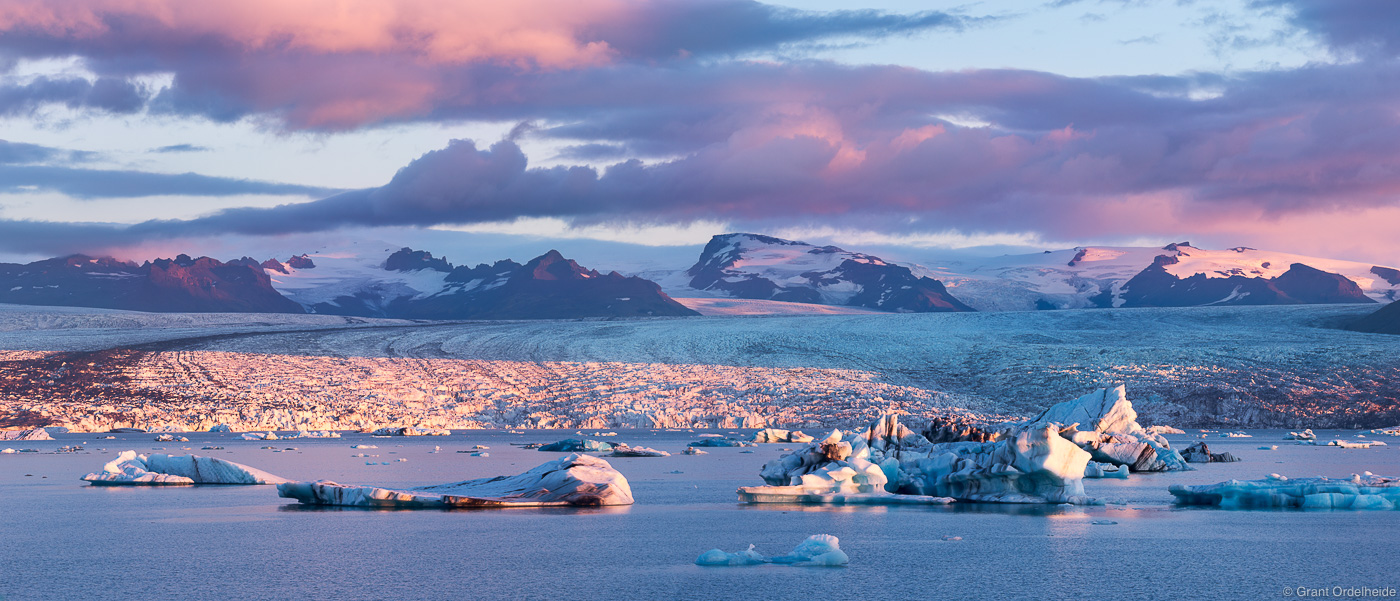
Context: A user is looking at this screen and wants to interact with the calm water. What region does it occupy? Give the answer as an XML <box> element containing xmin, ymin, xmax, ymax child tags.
<box><xmin>2</xmin><ymin>429</ymin><xmax>1398</xmax><ymax>601</ymax></box>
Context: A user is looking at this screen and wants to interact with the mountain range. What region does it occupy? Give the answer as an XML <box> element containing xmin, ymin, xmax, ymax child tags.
<box><xmin>0</xmin><ymin>233</ymin><xmax>1396</xmax><ymax>326</ymax></box>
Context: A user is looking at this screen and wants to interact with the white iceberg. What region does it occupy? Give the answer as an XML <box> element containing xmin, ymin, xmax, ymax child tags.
<box><xmin>82</xmin><ymin>450</ymin><xmax>289</xmax><ymax>485</ymax></box>
<box><xmin>1145</xmin><ymin>425</ymin><xmax>1185</xmax><ymax>435</ymax></box>
<box><xmin>241</xmin><ymin>431</ymin><xmax>278</xmax><ymax>441</ymax></box>
<box><xmin>696</xmin><ymin>534</ymin><xmax>849</xmax><ymax>567</ymax></box>
<box><xmin>0</xmin><ymin>428</ymin><xmax>53</xmax><ymax>441</ymax></box>
<box><xmin>748</xmin><ymin>414</ymin><xmax>1093</xmax><ymax>504</ymax></box>
<box><xmin>1084</xmin><ymin>461</ymin><xmax>1129</xmax><ymax>479</ymax></box>
<box><xmin>1285</xmin><ymin>429</ymin><xmax>1316</xmax><ymax>441</ymax></box>
<box><xmin>1170</xmin><ymin>473</ymin><xmax>1400</xmax><ymax>510</ymax></box>
<box><xmin>609</xmin><ymin>444</ymin><xmax>670</xmax><ymax>457</ymax></box>
<box><xmin>294</xmin><ymin>430</ymin><xmax>340</xmax><ymax>438</ymax></box>
<box><xmin>1300</xmin><ymin>439</ymin><xmax>1384</xmax><ymax>449</ymax></box>
<box><xmin>154</xmin><ymin>434</ymin><xmax>189</xmax><ymax>442</ymax></box>
<box><xmin>277</xmin><ymin>453</ymin><xmax>634</xmax><ymax>508</ymax></box>
<box><xmin>682</xmin><ymin>447</ymin><xmax>708</xmax><ymax>455</ymax></box>
<box><xmin>752</xmin><ymin>429</ymin><xmax>815</xmax><ymax>444</ymax></box>
<box><xmin>1024</xmin><ymin>386</ymin><xmax>1190</xmax><ymax>472</ymax></box>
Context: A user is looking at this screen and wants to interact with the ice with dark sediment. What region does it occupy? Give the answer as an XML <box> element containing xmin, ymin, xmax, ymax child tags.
<box><xmin>1022</xmin><ymin>386</ymin><xmax>1190</xmax><ymax>472</ymax></box>
<box><xmin>1170</xmin><ymin>473</ymin><xmax>1400</xmax><ymax>509</ymax></box>
<box><xmin>371</xmin><ymin>426</ymin><xmax>449</xmax><ymax>436</ymax></box>
<box><xmin>752</xmin><ymin>429</ymin><xmax>814</xmax><ymax>444</ymax></box>
<box><xmin>608</xmin><ymin>444</ymin><xmax>670</xmax><ymax>457</ymax></box>
<box><xmin>82</xmin><ymin>450</ymin><xmax>289</xmax><ymax>485</ymax></box>
<box><xmin>277</xmin><ymin>454</ymin><xmax>634</xmax><ymax>508</ymax></box>
<box><xmin>745</xmin><ymin>413</ymin><xmax>1093</xmax><ymax>504</ymax></box>
<box><xmin>538</xmin><ymin>438</ymin><xmax>614</xmax><ymax>453</ymax></box>
<box><xmin>696</xmin><ymin>534</ymin><xmax>849</xmax><ymax>567</ymax></box>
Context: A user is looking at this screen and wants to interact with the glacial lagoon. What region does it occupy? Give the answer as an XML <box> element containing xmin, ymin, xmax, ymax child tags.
<box><xmin>2</xmin><ymin>428</ymin><xmax>1398</xmax><ymax>601</ymax></box>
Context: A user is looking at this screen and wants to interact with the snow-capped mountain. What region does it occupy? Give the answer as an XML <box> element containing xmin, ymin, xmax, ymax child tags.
<box><xmin>929</xmin><ymin>242</ymin><xmax>1398</xmax><ymax>311</ymax></box>
<box><xmin>670</xmin><ymin>233</ymin><xmax>973</xmax><ymax>313</ymax></box>
<box><xmin>268</xmin><ymin>247</ymin><xmax>698</xmax><ymax>319</ymax></box>
<box><xmin>0</xmin><ymin>254</ymin><xmax>303</xmax><ymax>313</ymax></box>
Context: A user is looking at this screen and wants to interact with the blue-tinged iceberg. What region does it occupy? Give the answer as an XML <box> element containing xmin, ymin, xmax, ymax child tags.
<box><xmin>82</xmin><ymin>450</ymin><xmax>289</xmax><ymax>485</ymax></box>
<box><xmin>746</xmin><ymin>414</ymin><xmax>1093</xmax><ymax>504</ymax></box>
<box><xmin>1170</xmin><ymin>473</ymin><xmax>1400</xmax><ymax>509</ymax></box>
<box><xmin>1024</xmin><ymin>386</ymin><xmax>1190</xmax><ymax>472</ymax></box>
<box><xmin>277</xmin><ymin>453</ymin><xmax>633</xmax><ymax>508</ymax></box>
<box><xmin>538</xmin><ymin>438</ymin><xmax>614</xmax><ymax>452</ymax></box>
<box><xmin>696</xmin><ymin>534</ymin><xmax>849</xmax><ymax>567</ymax></box>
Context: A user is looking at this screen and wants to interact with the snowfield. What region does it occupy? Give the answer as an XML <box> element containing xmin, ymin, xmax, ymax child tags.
<box><xmin>1</xmin><ymin>303</ymin><xmax>1396</xmax><ymax>431</ymax></box>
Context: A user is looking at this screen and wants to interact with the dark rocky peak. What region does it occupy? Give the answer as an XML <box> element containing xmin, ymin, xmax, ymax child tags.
<box><xmin>1228</xmin><ymin>247</ymin><xmax>1256</xmax><ymax>253</ymax></box>
<box><xmin>385</xmin><ymin>248</ymin><xmax>452</xmax><ymax>272</ymax></box>
<box><xmin>1272</xmin><ymin>263</ymin><xmax>1373</xmax><ymax>304</ymax></box>
<box><xmin>522</xmin><ymin>250</ymin><xmax>598</xmax><ymax>281</ymax></box>
<box><xmin>226</xmin><ymin>257</ymin><xmax>261</xmax><ymax>269</ymax></box>
<box><xmin>1068</xmin><ymin>248</ymin><xmax>1088</xmax><ymax>267</ymax></box>
<box><xmin>1162</xmin><ymin>242</ymin><xmax>1193</xmax><ymax>252</ymax></box>
<box><xmin>261</xmin><ymin>258</ymin><xmax>288</xmax><ymax>274</ymax></box>
<box><xmin>287</xmin><ymin>254</ymin><xmax>316</xmax><ymax>269</ymax></box>
<box><xmin>445</xmin><ymin>259</ymin><xmax>523</xmax><ymax>283</ymax></box>
<box><xmin>1371</xmin><ymin>266</ymin><xmax>1400</xmax><ymax>286</ymax></box>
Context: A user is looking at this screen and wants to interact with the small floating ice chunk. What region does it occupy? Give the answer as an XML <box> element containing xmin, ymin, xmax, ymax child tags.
<box><xmin>752</xmin><ymin>429</ymin><xmax>815</xmax><ymax>444</ymax></box>
<box><xmin>371</xmin><ymin>427</ymin><xmax>449</xmax><ymax>436</ymax></box>
<box><xmin>1258</xmin><ymin>445</ymin><xmax>1278</xmax><ymax>450</ymax></box>
<box><xmin>241</xmin><ymin>432</ymin><xmax>278</xmax><ymax>441</ymax></box>
<box><xmin>154</xmin><ymin>434</ymin><xmax>189</xmax><ymax>442</ymax></box>
<box><xmin>682</xmin><ymin>447</ymin><xmax>708</xmax><ymax>455</ymax></box>
<box><xmin>696</xmin><ymin>535</ymin><xmax>848</xmax><ymax>567</ymax></box>
<box><xmin>1285</xmin><ymin>429</ymin><xmax>1316</xmax><ymax>441</ymax></box>
<box><xmin>1223</xmin><ymin>432</ymin><xmax>1252</xmax><ymax>438</ymax></box>
<box><xmin>1084</xmin><ymin>461</ymin><xmax>1129</xmax><ymax>479</ymax></box>
<box><xmin>294</xmin><ymin>430</ymin><xmax>340</xmax><ymax>439</ymax></box>
<box><xmin>688</xmin><ymin>438</ymin><xmax>755</xmax><ymax>447</ymax></box>
<box><xmin>82</xmin><ymin>450</ymin><xmax>288</xmax><ymax>485</ymax></box>
<box><xmin>1145</xmin><ymin>425</ymin><xmax>1185</xmax><ymax>435</ymax></box>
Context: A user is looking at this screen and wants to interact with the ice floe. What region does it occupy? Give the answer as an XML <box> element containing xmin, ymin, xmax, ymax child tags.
<box><xmin>154</xmin><ymin>434</ymin><xmax>189</xmax><ymax>442</ymax></box>
<box><xmin>752</xmin><ymin>429</ymin><xmax>814</xmax><ymax>444</ymax></box>
<box><xmin>1084</xmin><ymin>461</ymin><xmax>1129</xmax><ymax>479</ymax></box>
<box><xmin>1145</xmin><ymin>425</ymin><xmax>1186</xmax><ymax>435</ymax></box>
<box><xmin>82</xmin><ymin>450</ymin><xmax>288</xmax><ymax>485</ymax></box>
<box><xmin>277</xmin><ymin>453</ymin><xmax>633</xmax><ymax>508</ymax></box>
<box><xmin>1170</xmin><ymin>473</ymin><xmax>1400</xmax><ymax>509</ymax></box>
<box><xmin>682</xmin><ymin>447</ymin><xmax>708</xmax><ymax>455</ymax></box>
<box><xmin>696</xmin><ymin>534</ymin><xmax>849</xmax><ymax>567</ymax></box>
<box><xmin>1285</xmin><ymin>429</ymin><xmax>1316</xmax><ymax>441</ymax></box>
<box><xmin>294</xmin><ymin>430</ymin><xmax>340</xmax><ymax>438</ymax></box>
<box><xmin>1300</xmin><ymin>439</ymin><xmax>1386</xmax><ymax>449</ymax></box>
<box><xmin>538</xmin><ymin>438</ymin><xmax>613</xmax><ymax>453</ymax></box>
<box><xmin>241</xmin><ymin>431</ymin><xmax>278</xmax><ymax>441</ymax></box>
<box><xmin>747</xmin><ymin>413</ymin><xmax>1093</xmax><ymax>504</ymax></box>
<box><xmin>0</xmin><ymin>428</ymin><xmax>53</xmax><ymax>441</ymax></box>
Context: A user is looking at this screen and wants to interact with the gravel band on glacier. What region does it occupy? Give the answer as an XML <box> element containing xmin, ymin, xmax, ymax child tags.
<box><xmin>1</xmin><ymin>304</ymin><xmax>1397</xmax><ymax>430</ymax></box>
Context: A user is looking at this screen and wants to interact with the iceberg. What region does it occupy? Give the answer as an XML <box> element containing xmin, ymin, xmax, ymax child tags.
<box><xmin>209</xmin><ymin>424</ymin><xmax>233</xmax><ymax>432</ymax></box>
<box><xmin>0</xmin><ymin>428</ymin><xmax>53</xmax><ymax>441</ymax></box>
<box><xmin>682</xmin><ymin>447</ymin><xmax>708</xmax><ymax>455</ymax></box>
<box><xmin>752</xmin><ymin>429</ymin><xmax>815</xmax><ymax>444</ymax></box>
<box><xmin>1084</xmin><ymin>461</ymin><xmax>1129</xmax><ymax>479</ymax></box>
<box><xmin>1170</xmin><ymin>473</ymin><xmax>1400</xmax><ymax>510</ymax></box>
<box><xmin>1285</xmin><ymin>429</ymin><xmax>1316</xmax><ymax>441</ymax></box>
<box><xmin>538</xmin><ymin>438</ymin><xmax>613</xmax><ymax>453</ymax></box>
<box><xmin>608</xmin><ymin>444</ymin><xmax>670</xmax><ymax>457</ymax></box>
<box><xmin>1145</xmin><ymin>425</ymin><xmax>1185</xmax><ymax>435</ymax></box>
<box><xmin>696</xmin><ymin>534</ymin><xmax>849</xmax><ymax>567</ymax></box>
<box><xmin>241</xmin><ymin>431</ymin><xmax>278</xmax><ymax>441</ymax></box>
<box><xmin>294</xmin><ymin>430</ymin><xmax>341</xmax><ymax>438</ymax></box>
<box><xmin>154</xmin><ymin>434</ymin><xmax>189</xmax><ymax>442</ymax></box>
<box><xmin>748</xmin><ymin>414</ymin><xmax>1093</xmax><ymax>504</ymax></box>
<box><xmin>82</xmin><ymin>450</ymin><xmax>289</xmax><ymax>485</ymax></box>
<box><xmin>277</xmin><ymin>454</ymin><xmax>634</xmax><ymax>508</ymax></box>
<box><xmin>688</xmin><ymin>438</ymin><xmax>756</xmax><ymax>448</ymax></box>
<box><xmin>371</xmin><ymin>426</ymin><xmax>449</xmax><ymax>436</ymax></box>
<box><xmin>1023</xmin><ymin>386</ymin><xmax>1190</xmax><ymax>472</ymax></box>
<box><xmin>1180</xmin><ymin>442</ymin><xmax>1240</xmax><ymax>463</ymax></box>
<box><xmin>1301</xmin><ymin>439</ymin><xmax>1384</xmax><ymax>449</ymax></box>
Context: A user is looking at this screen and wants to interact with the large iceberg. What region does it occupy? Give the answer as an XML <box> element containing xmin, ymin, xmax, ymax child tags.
<box><xmin>747</xmin><ymin>414</ymin><xmax>1093</xmax><ymax>504</ymax></box>
<box><xmin>1170</xmin><ymin>473</ymin><xmax>1400</xmax><ymax>509</ymax></box>
<box><xmin>1</xmin><ymin>428</ymin><xmax>53</xmax><ymax>441</ymax></box>
<box><xmin>278</xmin><ymin>453</ymin><xmax>634</xmax><ymax>508</ymax></box>
<box><xmin>82</xmin><ymin>450</ymin><xmax>289</xmax><ymax>485</ymax></box>
<box><xmin>1023</xmin><ymin>386</ymin><xmax>1190</xmax><ymax>472</ymax></box>
<box><xmin>696</xmin><ymin>534</ymin><xmax>849</xmax><ymax>567</ymax></box>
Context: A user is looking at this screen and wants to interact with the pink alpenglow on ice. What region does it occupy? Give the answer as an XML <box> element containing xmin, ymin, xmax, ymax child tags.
<box><xmin>82</xmin><ymin>450</ymin><xmax>289</xmax><ymax>485</ymax></box>
<box><xmin>277</xmin><ymin>453</ymin><xmax>634</xmax><ymax>508</ymax></box>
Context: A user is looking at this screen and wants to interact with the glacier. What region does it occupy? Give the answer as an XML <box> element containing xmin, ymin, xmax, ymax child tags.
<box><xmin>82</xmin><ymin>450</ymin><xmax>289</xmax><ymax>485</ymax></box>
<box><xmin>696</xmin><ymin>534</ymin><xmax>849</xmax><ymax>567</ymax></box>
<box><xmin>0</xmin><ymin>428</ymin><xmax>52</xmax><ymax>441</ymax></box>
<box><xmin>277</xmin><ymin>454</ymin><xmax>634</xmax><ymax>508</ymax></box>
<box><xmin>1170</xmin><ymin>473</ymin><xmax>1400</xmax><ymax>509</ymax></box>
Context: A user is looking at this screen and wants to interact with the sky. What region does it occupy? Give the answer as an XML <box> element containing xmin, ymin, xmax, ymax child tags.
<box><xmin>0</xmin><ymin>0</ymin><xmax>1398</xmax><ymax>268</ymax></box>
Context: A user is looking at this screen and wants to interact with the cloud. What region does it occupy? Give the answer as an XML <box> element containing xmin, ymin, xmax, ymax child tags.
<box><xmin>0</xmin><ymin>75</ymin><xmax>145</xmax><ymax>116</ymax></box>
<box><xmin>0</xmin><ymin>0</ymin><xmax>970</xmax><ymax>128</ymax></box>
<box><xmin>151</xmin><ymin>144</ymin><xmax>210</xmax><ymax>153</ymax></box>
<box><xmin>0</xmin><ymin>165</ymin><xmax>345</xmax><ymax>198</ymax></box>
<box><xmin>1254</xmin><ymin>0</ymin><xmax>1400</xmax><ymax>57</ymax></box>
